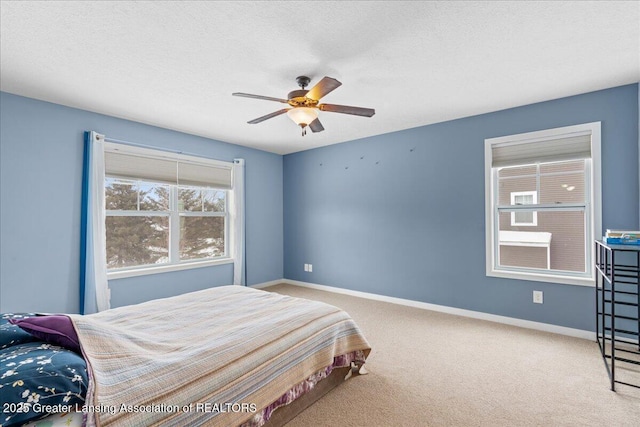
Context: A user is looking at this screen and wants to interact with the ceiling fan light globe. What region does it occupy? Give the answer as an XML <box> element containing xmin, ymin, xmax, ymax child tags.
<box><xmin>287</xmin><ymin>107</ymin><xmax>318</xmax><ymax>127</ymax></box>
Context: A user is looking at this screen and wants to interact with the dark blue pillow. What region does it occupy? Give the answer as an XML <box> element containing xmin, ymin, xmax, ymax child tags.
<box><xmin>0</xmin><ymin>313</ymin><xmax>39</xmax><ymax>350</ymax></box>
<box><xmin>0</xmin><ymin>342</ymin><xmax>88</xmax><ymax>426</ymax></box>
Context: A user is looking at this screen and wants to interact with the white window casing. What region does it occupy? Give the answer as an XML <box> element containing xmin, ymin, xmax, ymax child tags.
<box><xmin>484</xmin><ymin>122</ymin><xmax>601</xmax><ymax>286</ymax></box>
<box><xmin>103</xmin><ymin>142</ymin><xmax>239</xmax><ymax>280</ymax></box>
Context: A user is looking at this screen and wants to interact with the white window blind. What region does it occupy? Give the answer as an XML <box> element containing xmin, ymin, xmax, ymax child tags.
<box><xmin>177</xmin><ymin>162</ymin><xmax>231</xmax><ymax>189</ymax></box>
<box><xmin>491</xmin><ymin>134</ymin><xmax>591</xmax><ymax>168</ymax></box>
<box><xmin>105</xmin><ymin>151</ymin><xmax>232</xmax><ymax>189</ymax></box>
<box><xmin>105</xmin><ymin>152</ymin><xmax>177</xmax><ymax>183</ymax></box>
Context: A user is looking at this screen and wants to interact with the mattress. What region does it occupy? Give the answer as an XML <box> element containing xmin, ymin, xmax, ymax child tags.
<box><xmin>2</xmin><ymin>286</ymin><xmax>371</xmax><ymax>426</ymax></box>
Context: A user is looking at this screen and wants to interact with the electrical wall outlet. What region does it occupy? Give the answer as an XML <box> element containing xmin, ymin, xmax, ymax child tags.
<box><xmin>308</xmin><ymin>264</ymin><xmax>312</xmax><ymax>272</ymax></box>
<box><xmin>533</xmin><ymin>290</ymin><xmax>543</xmax><ymax>304</ymax></box>
<box><xmin>304</xmin><ymin>264</ymin><xmax>309</xmax><ymax>272</ymax></box>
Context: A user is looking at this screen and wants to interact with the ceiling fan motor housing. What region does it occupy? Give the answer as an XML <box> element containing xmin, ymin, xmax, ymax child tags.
<box><xmin>287</xmin><ymin>89</ymin><xmax>317</xmax><ymax>107</ymax></box>
<box><xmin>287</xmin><ymin>89</ymin><xmax>309</xmax><ymax>100</ymax></box>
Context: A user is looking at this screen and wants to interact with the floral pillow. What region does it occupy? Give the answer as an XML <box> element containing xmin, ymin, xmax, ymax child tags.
<box><xmin>0</xmin><ymin>317</ymin><xmax>87</xmax><ymax>427</ymax></box>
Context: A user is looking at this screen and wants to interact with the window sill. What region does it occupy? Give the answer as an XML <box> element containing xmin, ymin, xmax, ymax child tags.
<box><xmin>107</xmin><ymin>258</ymin><xmax>234</xmax><ymax>280</ymax></box>
<box><xmin>487</xmin><ymin>269</ymin><xmax>595</xmax><ymax>287</ymax></box>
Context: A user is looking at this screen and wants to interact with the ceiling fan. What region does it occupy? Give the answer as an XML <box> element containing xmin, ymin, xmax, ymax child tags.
<box><xmin>232</xmin><ymin>76</ymin><xmax>375</xmax><ymax>136</ymax></box>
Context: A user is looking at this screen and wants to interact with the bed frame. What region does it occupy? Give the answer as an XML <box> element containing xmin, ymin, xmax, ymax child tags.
<box><xmin>264</xmin><ymin>366</ymin><xmax>353</xmax><ymax>426</ymax></box>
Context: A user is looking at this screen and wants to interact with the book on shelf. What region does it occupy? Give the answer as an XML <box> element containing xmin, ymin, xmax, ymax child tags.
<box><xmin>604</xmin><ymin>229</ymin><xmax>640</xmax><ymax>245</ymax></box>
<box><xmin>606</xmin><ymin>229</ymin><xmax>640</xmax><ymax>238</ymax></box>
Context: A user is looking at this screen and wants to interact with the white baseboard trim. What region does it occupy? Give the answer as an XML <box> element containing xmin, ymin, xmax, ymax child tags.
<box><xmin>272</xmin><ymin>279</ymin><xmax>596</xmax><ymax>341</ymax></box>
<box><xmin>248</xmin><ymin>279</ymin><xmax>284</xmax><ymax>289</ymax></box>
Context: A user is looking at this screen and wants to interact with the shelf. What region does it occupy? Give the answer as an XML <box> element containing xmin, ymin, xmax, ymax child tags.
<box><xmin>595</xmin><ymin>240</ymin><xmax>640</xmax><ymax>391</ymax></box>
<box><xmin>602</xmin><ymin>327</ymin><xmax>639</xmax><ymax>337</ymax></box>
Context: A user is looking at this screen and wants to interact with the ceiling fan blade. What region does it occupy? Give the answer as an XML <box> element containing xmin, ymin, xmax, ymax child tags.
<box><xmin>319</xmin><ymin>103</ymin><xmax>375</xmax><ymax>117</ymax></box>
<box><xmin>247</xmin><ymin>109</ymin><xmax>289</xmax><ymax>124</ymax></box>
<box><xmin>233</xmin><ymin>92</ymin><xmax>289</xmax><ymax>103</ymax></box>
<box><xmin>309</xmin><ymin>118</ymin><xmax>325</xmax><ymax>133</ymax></box>
<box><xmin>305</xmin><ymin>77</ymin><xmax>342</xmax><ymax>101</ymax></box>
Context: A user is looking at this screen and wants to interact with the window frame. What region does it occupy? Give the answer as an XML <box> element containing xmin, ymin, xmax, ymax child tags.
<box><xmin>104</xmin><ymin>143</ymin><xmax>235</xmax><ymax>280</ymax></box>
<box><xmin>510</xmin><ymin>190</ymin><xmax>538</xmax><ymax>226</ymax></box>
<box><xmin>484</xmin><ymin>122</ymin><xmax>601</xmax><ymax>287</ymax></box>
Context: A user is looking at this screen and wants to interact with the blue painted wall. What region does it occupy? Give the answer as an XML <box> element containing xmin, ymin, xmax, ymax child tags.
<box><xmin>283</xmin><ymin>84</ymin><xmax>639</xmax><ymax>331</ymax></box>
<box><xmin>2</xmin><ymin>85</ymin><xmax>638</xmax><ymax>331</ymax></box>
<box><xmin>0</xmin><ymin>92</ymin><xmax>283</xmax><ymax>313</ymax></box>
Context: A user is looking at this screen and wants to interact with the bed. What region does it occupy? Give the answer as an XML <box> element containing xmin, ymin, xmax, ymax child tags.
<box><xmin>1</xmin><ymin>286</ymin><xmax>371</xmax><ymax>426</ymax></box>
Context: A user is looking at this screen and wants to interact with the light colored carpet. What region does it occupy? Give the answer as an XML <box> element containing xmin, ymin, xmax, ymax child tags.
<box><xmin>262</xmin><ymin>284</ymin><xmax>640</xmax><ymax>427</ymax></box>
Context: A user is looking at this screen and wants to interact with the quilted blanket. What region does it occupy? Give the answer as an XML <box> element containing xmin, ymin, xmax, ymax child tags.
<box><xmin>67</xmin><ymin>285</ymin><xmax>371</xmax><ymax>426</ymax></box>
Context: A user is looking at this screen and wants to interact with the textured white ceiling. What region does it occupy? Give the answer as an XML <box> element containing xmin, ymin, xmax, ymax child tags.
<box><xmin>1</xmin><ymin>1</ymin><xmax>638</xmax><ymax>154</ymax></box>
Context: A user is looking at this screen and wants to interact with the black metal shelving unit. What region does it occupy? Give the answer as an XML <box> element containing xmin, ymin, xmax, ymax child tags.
<box><xmin>595</xmin><ymin>240</ymin><xmax>640</xmax><ymax>391</ymax></box>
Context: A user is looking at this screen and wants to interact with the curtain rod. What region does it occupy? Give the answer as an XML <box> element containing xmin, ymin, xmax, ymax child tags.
<box><xmin>102</xmin><ymin>135</ymin><xmax>240</xmax><ymax>164</ymax></box>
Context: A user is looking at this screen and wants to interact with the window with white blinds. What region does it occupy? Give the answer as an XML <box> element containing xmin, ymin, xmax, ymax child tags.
<box><xmin>484</xmin><ymin>122</ymin><xmax>601</xmax><ymax>286</ymax></box>
<box><xmin>103</xmin><ymin>143</ymin><xmax>234</xmax><ymax>275</ymax></box>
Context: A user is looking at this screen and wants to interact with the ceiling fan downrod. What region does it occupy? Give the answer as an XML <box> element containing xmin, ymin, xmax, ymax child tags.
<box><xmin>296</xmin><ymin>76</ymin><xmax>311</xmax><ymax>90</ymax></box>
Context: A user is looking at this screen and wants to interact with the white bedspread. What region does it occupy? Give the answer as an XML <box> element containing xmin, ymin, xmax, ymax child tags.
<box><xmin>68</xmin><ymin>286</ymin><xmax>371</xmax><ymax>426</ymax></box>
